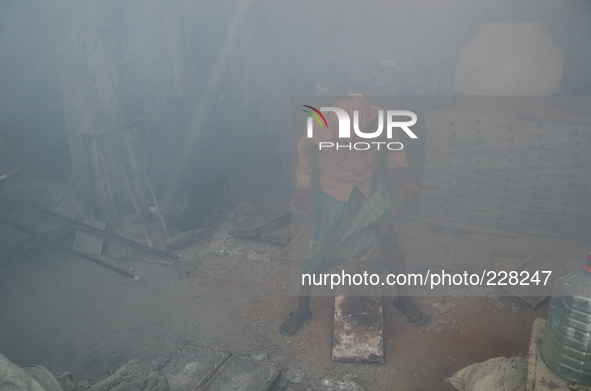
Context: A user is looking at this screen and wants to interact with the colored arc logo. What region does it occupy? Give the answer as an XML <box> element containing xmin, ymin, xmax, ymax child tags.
<box><xmin>302</xmin><ymin>105</ymin><xmax>328</xmax><ymax>129</ymax></box>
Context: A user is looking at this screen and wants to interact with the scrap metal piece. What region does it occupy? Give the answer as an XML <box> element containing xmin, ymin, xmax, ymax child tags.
<box><xmin>156</xmin><ymin>343</ymin><xmax>281</xmax><ymax>391</ymax></box>
<box><xmin>165</xmin><ymin>231</ymin><xmax>195</xmax><ymax>251</ymax></box>
<box><xmin>331</xmin><ymin>285</ymin><xmax>384</xmax><ymax>364</ymax></box>
<box><xmin>155</xmin><ymin>343</ymin><xmax>231</xmax><ymax>391</ymax></box>
<box><xmin>229</xmin><ymin>212</ymin><xmax>290</xmax><ymax>238</ymax></box>
<box><xmin>200</xmin><ymin>355</ymin><xmax>281</xmax><ymax>391</ymax></box>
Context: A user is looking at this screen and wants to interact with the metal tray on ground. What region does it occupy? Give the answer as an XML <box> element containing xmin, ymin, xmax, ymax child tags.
<box><xmin>331</xmin><ymin>285</ymin><xmax>384</xmax><ymax>364</ymax></box>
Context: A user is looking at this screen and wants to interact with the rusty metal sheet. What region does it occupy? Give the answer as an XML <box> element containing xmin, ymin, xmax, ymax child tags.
<box><xmin>331</xmin><ymin>285</ymin><xmax>384</xmax><ymax>364</ymax></box>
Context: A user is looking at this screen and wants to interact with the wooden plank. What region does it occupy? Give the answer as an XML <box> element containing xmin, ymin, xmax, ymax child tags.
<box><xmin>331</xmin><ymin>285</ymin><xmax>384</xmax><ymax>364</ymax></box>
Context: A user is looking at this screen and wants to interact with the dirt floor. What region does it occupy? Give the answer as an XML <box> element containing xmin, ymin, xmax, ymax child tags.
<box><xmin>3</xmin><ymin>165</ymin><xmax>585</xmax><ymax>390</ymax></box>
<box><xmin>0</xmin><ymin>211</ymin><xmax>550</xmax><ymax>391</ymax></box>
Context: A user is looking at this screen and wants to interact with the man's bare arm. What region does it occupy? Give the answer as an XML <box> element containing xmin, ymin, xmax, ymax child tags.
<box><xmin>294</xmin><ymin>133</ymin><xmax>315</xmax><ymax>209</ymax></box>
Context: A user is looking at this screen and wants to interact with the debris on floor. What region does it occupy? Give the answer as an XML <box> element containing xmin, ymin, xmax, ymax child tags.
<box><xmin>87</xmin><ymin>359</ymin><xmax>169</xmax><ymax>391</ymax></box>
<box><xmin>164</xmin><ymin>231</ymin><xmax>195</xmax><ymax>251</ymax></box>
<box><xmin>23</xmin><ymin>366</ymin><xmax>64</xmax><ymax>391</ymax></box>
<box><xmin>54</xmin><ymin>372</ymin><xmax>77</xmax><ymax>391</ymax></box>
<box><xmin>318</xmin><ymin>376</ymin><xmax>366</xmax><ymax>391</ymax></box>
<box><xmin>155</xmin><ymin>344</ymin><xmax>230</xmax><ymax>391</ymax></box>
<box><xmin>155</xmin><ymin>343</ymin><xmax>280</xmax><ymax>391</ymax></box>
<box><xmin>229</xmin><ymin>212</ymin><xmax>289</xmax><ymax>239</ymax></box>
<box><xmin>447</xmin><ymin>356</ymin><xmax>527</xmax><ymax>391</ymax></box>
<box><xmin>248</xmin><ymin>251</ymin><xmax>271</xmax><ymax>263</ymax></box>
<box><xmin>448</xmin><ymin>318</ymin><xmax>587</xmax><ymax>391</ymax></box>
<box><xmin>260</xmin><ymin>224</ymin><xmax>291</xmax><ymax>246</ymax></box>
<box><xmin>203</xmin><ymin>355</ymin><xmax>280</xmax><ymax>391</ymax></box>
<box><xmin>0</xmin><ymin>352</ymin><xmax>61</xmax><ymax>391</ymax></box>
<box><xmin>432</xmin><ymin>299</ymin><xmax>456</xmax><ymax>314</ymax></box>
<box><xmin>276</xmin><ymin>366</ymin><xmax>305</xmax><ymax>387</ymax></box>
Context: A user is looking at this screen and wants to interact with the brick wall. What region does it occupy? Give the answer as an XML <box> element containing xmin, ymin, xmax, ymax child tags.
<box><xmin>419</xmin><ymin>109</ymin><xmax>591</xmax><ymax>241</ymax></box>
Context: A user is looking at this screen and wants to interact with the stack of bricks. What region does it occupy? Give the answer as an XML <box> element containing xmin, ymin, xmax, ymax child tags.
<box><xmin>420</xmin><ymin>109</ymin><xmax>591</xmax><ymax>241</ymax></box>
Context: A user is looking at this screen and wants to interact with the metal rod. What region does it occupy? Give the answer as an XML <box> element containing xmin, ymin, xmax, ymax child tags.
<box><xmin>0</xmin><ymin>217</ymin><xmax>137</xmax><ymax>280</ymax></box>
<box><xmin>0</xmin><ymin>196</ymin><xmax>180</xmax><ymax>260</ymax></box>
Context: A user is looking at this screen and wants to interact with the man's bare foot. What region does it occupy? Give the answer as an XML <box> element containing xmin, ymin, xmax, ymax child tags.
<box><xmin>279</xmin><ymin>308</ymin><xmax>312</xmax><ymax>336</ymax></box>
<box><xmin>393</xmin><ymin>296</ymin><xmax>429</xmax><ymax>326</ymax></box>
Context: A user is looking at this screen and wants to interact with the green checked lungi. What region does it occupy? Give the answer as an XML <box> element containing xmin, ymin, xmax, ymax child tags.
<box><xmin>302</xmin><ymin>172</ymin><xmax>394</xmax><ymax>274</ymax></box>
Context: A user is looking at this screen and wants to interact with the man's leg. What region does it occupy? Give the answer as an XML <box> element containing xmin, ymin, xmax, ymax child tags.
<box><xmin>373</xmin><ymin>214</ymin><xmax>428</xmax><ymax>325</ymax></box>
<box><xmin>281</xmin><ymin>271</ymin><xmax>314</xmax><ymax>335</ymax></box>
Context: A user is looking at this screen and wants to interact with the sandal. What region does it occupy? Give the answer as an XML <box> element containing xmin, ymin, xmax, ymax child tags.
<box><xmin>279</xmin><ymin>310</ymin><xmax>313</xmax><ymax>336</ymax></box>
<box><xmin>393</xmin><ymin>298</ymin><xmax>429</xmax><ymax>326</ymax></box>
